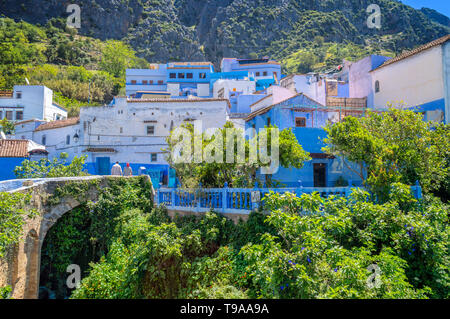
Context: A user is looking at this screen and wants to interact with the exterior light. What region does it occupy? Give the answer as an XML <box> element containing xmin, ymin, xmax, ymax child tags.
<box><xmin>73</xmin><ymin>132</ymin><xmax>79</xmax><ymax>143</ymax></box>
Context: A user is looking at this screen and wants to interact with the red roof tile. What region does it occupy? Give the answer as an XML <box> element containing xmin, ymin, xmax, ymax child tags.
<box><xmin>0</xmin><ymin>139</ymin><xmax>29</xmax><ymax>157</ymax></box>
<box><xmin>34</xmin><ymin>117</ymin><xmax>79</xmax><ymax>132</ymax></box>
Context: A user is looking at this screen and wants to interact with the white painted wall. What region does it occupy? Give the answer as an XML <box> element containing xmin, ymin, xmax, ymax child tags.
<box><xmin>167</xmin><ymin>83</ymin><xmax>180</xmax><ymax>97</ymax></box>
<box><xmin>213</xmin><ymin>79</ymin><xmax>256</xmax><ymax>98</ymax></box>
<box><xmin>371</xmin><ymin>46</ymin><xmax>445</xmax><ymax>109</ymax></box>
<box><xmin>33</xmin><ymin>98</ymin><xmax>229</xmax><ymax>167</ymax></box>
<box><xmin>13</xmin><ymin>120</ymin><xmax>46</xmax><ymax>140</ymax></box>
<box><xmin>197</xmin><ymin>83</ymin><xmax>210</xmax><ymax>97</ymax></box>
<box><xmin>0</xmin><ymin>86</ymin><xmax>67</xmax><ymax>122</ymax></box>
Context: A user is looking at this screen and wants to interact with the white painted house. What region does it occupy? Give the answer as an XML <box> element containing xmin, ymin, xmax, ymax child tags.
<box><xmin>30</xmin><ymin>97</ymin><xmax>230</xmax><ymax>186</ymax></box>
<box><xmin>370</xmin><ymin>35</ymin><xmax>450</xmax><ymax>123</ymax></box>
<box><xmin>0</xmin><ymin>85</ymin><xmax>67</xmax><ymax>122</ymax></box>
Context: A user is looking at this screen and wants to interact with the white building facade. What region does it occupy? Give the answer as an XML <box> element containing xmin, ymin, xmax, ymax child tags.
<box><xmin>370</xmin><ymin>35</ymin><xmax>450</xmax><ymax>123</ymax></box>
<box><xmin>30</xmin><ymin>97</ymin><xmax>230</xmax><ymax>186</ymax></box>
<box><xmin>0</xmin><ymin>85</ymin><xmax>67</xmax><ymax>122</ymax></box>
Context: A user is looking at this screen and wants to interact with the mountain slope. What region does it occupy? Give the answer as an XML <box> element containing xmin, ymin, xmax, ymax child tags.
<box><xmin>1</xmin><ymin>0</ymin><xmax>449</xmax><ymax>69</ymax></box>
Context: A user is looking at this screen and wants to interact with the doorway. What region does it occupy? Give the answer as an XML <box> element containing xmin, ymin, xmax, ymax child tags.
<box><xmin>313</xmin><ymin>163</ymin><xmax>326</xmax><ymax>187</ymax></box>
<box><xmin>96</xmin><ymin>157</ymin><xmax>110</xmax><ymax>175</ymax></box>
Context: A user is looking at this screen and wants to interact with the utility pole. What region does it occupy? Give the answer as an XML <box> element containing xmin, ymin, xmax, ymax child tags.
<box><xmin>88</xmin><ymin>78</ymin><xmax>91</xmax><ymax>105</ymax></box>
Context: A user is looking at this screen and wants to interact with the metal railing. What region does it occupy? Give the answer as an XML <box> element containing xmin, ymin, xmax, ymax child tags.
<box><xmin>156</xmin><ymin>181</ymin><xmax>423</xmax><ymax>215</ymax></box>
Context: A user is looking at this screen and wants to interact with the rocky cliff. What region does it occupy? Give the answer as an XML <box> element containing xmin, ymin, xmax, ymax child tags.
<box><xmin>1</xmin><ymin>0</ymin><xmax>449</xmax><ymax>66</ymax></box>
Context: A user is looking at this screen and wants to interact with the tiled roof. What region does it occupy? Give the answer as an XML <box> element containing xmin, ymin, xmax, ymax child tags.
<box><xmin>14</xmin><ymin>119</ymin><xmax>44</xmax><ymax>126</ymax></box>
<box><xmin>0</xmin><ymin>139</ymin><xmax>29</xmax><ymax>157</ymax></box>
<box><xmin>170</xmin><ymin>62</ymin><xmax>213</xmax><ymax>66</ymax></box>
<box><xmin>34</xmin><ymin>117</ymin><xmax>79</xmax><ymax>132</ymax></box>
<box><xmin>371</xmin><ymin>34</ymin><xmax>450</xmax><ymax>72</ymax></box>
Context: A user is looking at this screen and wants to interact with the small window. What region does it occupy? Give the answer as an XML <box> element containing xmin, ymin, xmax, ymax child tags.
<box><xmin>158</xmin><ymin>80</ymin><xmax>163</xmax><ymax>85</ymax></box>
<box><xmin>21</xmin><ymin>136</ymin><xmax>25</xmax><ymax>140</ymax></box>
<box><xmin>151</xmin><ymin>153</ymin><xmax>157</xmax><ymax>162</ymax></box>
<box><xmin>16</xmin><ymin>111</ymin><xmax>23</xmax><ymax>120</ymax></box>
<box><xmin>169</xmin><ymin>73</ymin><xmax>176</xmax><ymax>79</ymax></box>
<box><xmin>375</xmin><ymin>80</ymin><xmax>380</xmax><ymax>93</ymax></box>
<box><xmin>16</xmin><ymin>92</ymin><xmax>22</xmax><ymax>99</ymax></box>
<box><xmin>295</xmin><ymin>117</ymin><xmax>306</xmax><ymax>127</ymax></box>
<box><xmin>120</xmin><ymin>127</ymin><xmax>123</xmax><ymax>133</ymax></box>
<box><xmin>199</xmin><ymin>73</ymin><xmax>206</xmax><ymax>79</ymax></box>
<box><xmin>142</xmin><ymin>80</ymin><xmax>148</xmax><ymax>85</ymax></box>
<box><xmin>42</xmin><ymin>135</ymin><xmax>46</xmax><ymax>145</ymax></box>
<box><xmin>263</xmin><ymin>71</ymin><xmax>268</xmax><ymax>76</ymax></box>
<box><xmin>178</xmin><ymin>73</ymin><xmax>185</xmax><ymax>79</ymax></box>
<box><xmin>186</xmin><ymin>73</ymin><xmax>193</xmax><ymax>79</ymax></box>
<box><xmin>149</xmin><ymin>80</ymin><xmax>154</xmax><ymax>84</ymax></box>
<box><xmin>256</xmin><ymin>72</ymin><xmax>260</xmax><ymax>76</ymax></box>
<box><xmin>5</xmin><ymin>111</ymin><xmax>13</xmax><ymax>120</ymax></box>
<box><xmin>147</xmin><ymin>125</ymin><xmax>155</xmax><ymax>135</ymax></box>
<box><xmin>66</xmin><ymin>135</ymin><xmax>70</xmax><ymax>145</ymax></box>
<box><xmin>131</xmin><ymin>80</ymin><xmax>137</xmax><ymax>84</ymax></box>
<box><xmin>0</xmin><ymin>111</ymin><xmax>3</xmax><ymax>119</ymax></box>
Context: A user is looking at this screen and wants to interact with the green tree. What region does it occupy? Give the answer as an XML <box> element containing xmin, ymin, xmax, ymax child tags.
<box><xmin>100</xmin><ymin>40</ymin><xmax>147</xmax><ymax>78</ymax></box>
<box><xmin>323</xmin><ymin>109</ymin><xmax>449</xmax><ymax>201</ymax></box>
<box><xmin>0</xmin><ymin>118</ymin><xmax>15</xmax><ymax>135</ymax></box>
<box><xmin>0</xmin><ymin>192</ymin><xmax>36</xmax><ymax>258</ymax></box>
<box><xmin>14</xmin><ymin>153</ymin><xmax>88</xmax><ymax>178</ymax></box>
<box><xmin>164</xmin><ymin>122</ymin><xmax>310</xmax><ymax>188</ymax></box>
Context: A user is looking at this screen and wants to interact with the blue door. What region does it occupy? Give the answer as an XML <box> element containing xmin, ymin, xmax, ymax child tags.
<box><xmin>96</xmin><ymin>157</ymin><xmax>110</xmax><ymax>175</ymax></box>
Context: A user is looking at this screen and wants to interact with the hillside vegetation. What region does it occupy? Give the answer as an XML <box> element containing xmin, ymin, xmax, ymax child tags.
<box><xmin>0</xmin><ymin>0</ymin><xmax>449</xmax><ymax>113</ymax></box>
<box><xmin>1</xmin><ymin>0</ymin><xmax>448</xmax><ymax>71</ymax></box>
<box><xmin>0</xmin><ymin>18</ymin><xmax>147</xmax><ymax>116</ymax></box>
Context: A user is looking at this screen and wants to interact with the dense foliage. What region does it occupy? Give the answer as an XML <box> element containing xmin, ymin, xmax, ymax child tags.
<box><xmin>14</xmin><ymin>153</ymin><xmax>88</xmax><ymax>179</ymax></box>
<box><xmin>0</xmin><ymin>192</ymin><xmax>35</xmax><ymax>258</ymax></box>
<box><xmin>65</xmin><ymin>183</ymin><xmax>448</xmax><ymax>299</ymax></box>
<box><xmin>0</xmin><ymin>18</ymin><xmax>147</xmax><ymax>115</ymax></box>
<box><xmin>323</xmin><ymin>109</ymin><xmax>450</xmax><ymax>202</ymax></box>
<box><xmin>39</xmin><ymin>177</ymin><xmax>153</xmax><ymax>298</ymax></box>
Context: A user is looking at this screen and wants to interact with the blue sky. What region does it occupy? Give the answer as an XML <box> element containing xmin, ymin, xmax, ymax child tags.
<box><xmin>401</xmin><ymin>0</ymin><xmax>450</xmax><ymax>18</ymax></box>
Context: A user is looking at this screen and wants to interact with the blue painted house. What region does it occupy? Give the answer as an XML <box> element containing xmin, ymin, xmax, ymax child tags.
<box><xmin>245</xmin><ymin>93</ymin><xmax>363</xmax><ymax>187</ymax></box>
<box><xmin>166</xmin><ymin>62</ymin><xmax>215</xmax><ymax>97</ymax></box>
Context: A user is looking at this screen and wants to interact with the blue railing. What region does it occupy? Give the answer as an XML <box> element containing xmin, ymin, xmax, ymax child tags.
<box><xmin>156</xmin><ymin>181</ymin><xmax>423</xmax><ymax>215</ymax></box>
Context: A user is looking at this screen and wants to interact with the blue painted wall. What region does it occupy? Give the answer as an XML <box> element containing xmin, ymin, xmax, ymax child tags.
<box><xmin>0</xmin><ymin>157</ymin><xmax>26</xmax><ymax>181</ymax></box>
<box><xmin>166</xmin><ymin>66</ymin><xmax>214</xmax><ymax>84</ymax></box>
<box><xmin>246</xmin><ymin>94</ymin><xmax>364</xmax><ymax>187</ymax></box>
<box><xmin>85</xmin><ymin>162</ymin><xmax>170</xmax><ymax>187</ymax></box>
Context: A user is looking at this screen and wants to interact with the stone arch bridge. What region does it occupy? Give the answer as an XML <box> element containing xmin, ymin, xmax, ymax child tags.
<box><xmin>0</xmin><ymin>175</ymin><xmax>153</xmax><ymax>299</ymax></box>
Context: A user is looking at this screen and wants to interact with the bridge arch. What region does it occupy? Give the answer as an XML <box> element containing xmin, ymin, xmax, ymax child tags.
<box><xmin>0</xmin><ymin>175</ymin><xmax>152</xmax><ymax>299</ymax></box>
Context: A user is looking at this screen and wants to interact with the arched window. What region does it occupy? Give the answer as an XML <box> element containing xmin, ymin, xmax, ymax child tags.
<box><xmin>375</xmin><ymin>80</ymin><xmax>380</xmax><ymax>93</ymax></box>
<box><xmin>41</xmin><ymin>135</ymin><xmax>46</xmax><ymax>145</ymax></box>
<box><xmin>66</xmin><ymin>135</ymin><xmax>70</xmax><ymax>145</ymax></box>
